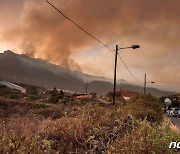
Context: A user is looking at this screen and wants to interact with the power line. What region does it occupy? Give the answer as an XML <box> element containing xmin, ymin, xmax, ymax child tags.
<box><xmin>45</xmin><ymin>0</ymin><xmax>113</xmax><ymax>52</ymax></box>
<box><xmin>45</xmin><ymin>0</ymin><xmax>143</xmax><ymax>85</ymax></box>
<box><xmin>117</xmin><ymin>53</ymin><xmax>143</xmax><ymax>85</ymax></box>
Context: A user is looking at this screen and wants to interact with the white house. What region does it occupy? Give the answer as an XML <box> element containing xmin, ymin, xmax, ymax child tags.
<box><xmin>0</xmin><ymin>81</ymin><xmax>26</xmax><ymax>93</ymax></box>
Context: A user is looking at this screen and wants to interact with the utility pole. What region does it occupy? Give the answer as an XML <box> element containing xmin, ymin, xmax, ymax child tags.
<box><xmin>144</xmin><ymin>73</ymin><xmax>155</xmax><ymax>94</ymax></box>
<box><xmin>144</xmin><ymin>73</ymin><xmax>146</xmax><ymax>94</ymax></box>
<box><xmin>112</xmin><ymin>44</ymin><xmax>140</xmax><ymax>105</ymax></box>
<box><xmin>112</xmin><ymin>45</ymin><xmax>118</xmax><ymax>105</ymax></box>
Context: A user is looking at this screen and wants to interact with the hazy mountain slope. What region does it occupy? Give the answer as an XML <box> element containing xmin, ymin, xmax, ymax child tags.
<box><xmin>0</xmin><ymin>50</ymin><xmax>112</xmax><ymax>91</ymax></box>
<box><xmin>0</xmin><ymin>51</ymin><xmax>84</xmax><ymax>91</ymax></box>
<box><xmin>87</xmin><ymin>81</ymin><xmax>171</xmax><ymax>96</ymax></box>
<box><xmin>0</xmin><ymin>50</ymin><xmax>173</xmax><ymax>96</ymax></box>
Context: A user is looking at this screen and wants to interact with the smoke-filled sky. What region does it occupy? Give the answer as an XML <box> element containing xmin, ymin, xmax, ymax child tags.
<box><xmin>0</xmin><ymin>0</ymin><xmax>180</xmax><ymax>91</ymax></box>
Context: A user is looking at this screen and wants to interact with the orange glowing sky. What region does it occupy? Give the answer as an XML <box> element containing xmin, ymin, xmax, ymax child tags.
<box><xmin>0</xmin><ymin>0</ymin><xmax>180</xmax><ymax>91</ymax></box>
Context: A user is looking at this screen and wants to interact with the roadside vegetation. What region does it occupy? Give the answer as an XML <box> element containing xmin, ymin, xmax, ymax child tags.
<box><xmin>160</xmin><ymin>95</ymin><xmax>180</xmax><ymax>107</ymax></box>
<box><xmin>122</xmin><ymin>94</ymin><xmax>163</xmax><ymax>124</ymax></box>
<box><xmin>0</xmin><ymin>85</ymin><xmax>179</xmax><ymax>153</ymax></box>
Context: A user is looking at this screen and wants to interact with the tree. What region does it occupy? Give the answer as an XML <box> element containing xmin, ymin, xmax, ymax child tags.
<box><xmin>159</xmin><ymin>95</ymin><xmax>180</xmax><ymax>107</ymax></box>
<box><xmin>170</xmin><ymin>95</ymin><xmax>180</xmax><ymax>107</ymax></box>
<box><xmin>106</xmin><ymin>92</ymin><xmax>113</xmax><ymax>98</ymax></box>
<box><xmin>59</xmin><ymin>90</ymin><xmax>64</xmax><ymax>99</ymax></box>
<box><xmin>90</xmin><ymin>92</ymin><xmax>97</xmax><ymax>99</ymax></box>
<box><xmin>48</xmin><ymin>88</ymin><xmax>65</xmax><ymax>104</ymax></box>
<box><xmin>49</xmin><ymin>87</ymin><xmax>59</xmax><ymax>103</ymax></box>
<box><xmin>27</xmin><ymin>86</ymin><xmax>38</xmax><ymax>95</ymax></box>
<box><xmin>124</xmin><ymin>94</ymin><xmax>163</xmax><ymax>124</ymax></box>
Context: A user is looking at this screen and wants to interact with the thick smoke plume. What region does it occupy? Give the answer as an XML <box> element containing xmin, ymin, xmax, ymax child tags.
<box><xmin>3</xmin><ymin>0</ymin><xmax>180</xmax><ymax>87</ymax></box>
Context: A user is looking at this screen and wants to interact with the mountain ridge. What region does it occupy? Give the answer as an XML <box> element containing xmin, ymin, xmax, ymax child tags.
<box><xmin>0</xmin><ymin>50</ymin><xmax>174</xmax><ymax>96</ymax></box>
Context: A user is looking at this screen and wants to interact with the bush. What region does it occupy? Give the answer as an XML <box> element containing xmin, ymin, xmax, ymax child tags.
<box><xmin>28</xmin><ymin>96</ymin><xmax>38</xmax><ymax>101</ymax></box>
<box><xmin>0</xmin><ymin>115</ymin><xmax>51</xmax><ymax>153</ymax></box>
<box><xmin>26</xmin><ymin>86</ymin><xmax>38</xmax><ymax>95</ymax></box>
<box><xmin>90</xmin><ymin>92</ymin><xmax>97</xmax><ymax>99</ymax></box>
<box><xmin>0</xmin><ymin>96</ymin><xmax>179</xmax><ymax>153</ymax></box>
<box><xmin>61</xmin><ymin>97</ymin><xmax>69</xmax><ymax>105</ymax></box>
<box><xmin>48</xmin><ymin>88</ymin><xmax>64</xmax><ymax>104</ymax></box>
<box><xmin>8</xmin><ymin>93</ymin><xmax>21</xmax><ymax>99</ymax></box>
<box><xmin>160</xmin><ymin>95</ymin><xmax>180</xmax><ymax>107</ymax></box>
<box><xmin>107</xmin><ymin>120</ymin><xmax>180</xmax><ymax>154</ymax></box>
<box><xmin>122</xmin><ymin>94</ymin><xmax>163</xmax><ymax>123</ymax></box>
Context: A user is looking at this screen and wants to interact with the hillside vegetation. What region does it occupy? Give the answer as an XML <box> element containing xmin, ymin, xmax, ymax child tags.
<box><xmin>0</xmin><ymin>94</ymin><xmax>179</xmax><ymax>153</ymax></box>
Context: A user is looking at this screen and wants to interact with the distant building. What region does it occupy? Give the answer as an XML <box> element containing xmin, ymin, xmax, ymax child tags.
<box><xmin>76</xmin><ymin>95</ymin><xmax>93</xmax><ymax>101</ymax></box>
<box><xmin>116</xmin><ymin>90</ymin><xmax>139</xmax><ymax>100</ymax></box>
<box><xmin>0</xmin><ymin>81</ymin><xmax>26</xmax><ymax>93</ymax></box>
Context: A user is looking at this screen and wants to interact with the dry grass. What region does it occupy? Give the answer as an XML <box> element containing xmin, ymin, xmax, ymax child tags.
<box><xmin>0</xmin><ymin>96</ymin><xmax>179</xmax><ymax>153</ymax></box>
<box><xmin>170</xmin><ymin>124</ymin><xmax>180</xmax><ymax>134</ymax></box>
<box><xmin>0</xmin><ymin>96</ymin><xmax>64</xmax><ymax>119</ymax></box>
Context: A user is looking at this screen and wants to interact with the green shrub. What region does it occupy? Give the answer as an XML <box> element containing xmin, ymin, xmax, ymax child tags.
<box><xmin>61</xmin><ymin>97</ymin><xmax>69</xmax><ymax>105</ymax></box>
<box><xmin>107</xmin><ymin>120</ymin><xmax>180</xmax><ymax>154</ymax></box>
<box><xmin>90</xmin><ymin>92</ymin><xmax>97</xmax><ymax>99</ymax></box>
<box><xmin>26</xmin><ymin>86</ymin><xmax>38</xmax><ymax>95</ymax></box>
<box><xmin>48</xmin><ymin>88</ymin><xmax>64</xmax><ymax>104</ymax></box>
<box><xmin>0</xmin><ymin>86</ymin><xmax>15</xmax><ymax>98</ymax></box>
<box><xmin>8</xmin><ymin>93</ymin><xmax>21</xmax><ymax>99</ymax></box>
<box><xmin>160</xmin><ymin>95</ymin><xmax>180</xmax><ymax>107</ymax></box>
<box><xmin>28</xmin><ymin>96</ymin><xmax>38</xmax><ymax>101</ymax></box>
<box><xmin>122</xmin><ymin>94</ymin><xmax>163</xmax><ymax>123</ymax></box>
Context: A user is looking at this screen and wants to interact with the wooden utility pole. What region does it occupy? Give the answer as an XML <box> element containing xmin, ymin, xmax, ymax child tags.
<box><xmin>144</xmin><ymin>73</ymin><xmax>146</xmax><ymax>94</ymax></box>
<box><xmin>113</xmin><ymin>45</ymin><xmax>118</xmax><ymax>105</ymax></box>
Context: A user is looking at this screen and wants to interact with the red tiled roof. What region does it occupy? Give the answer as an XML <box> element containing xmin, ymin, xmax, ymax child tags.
<box><xmin>116</xmin><ymin>91</ymin><xmax>139</xmax><ymax>98</ymax></box>
<box><xmin>76</xmin><ymin>95</ymin><xmax>92</xmax><ymax>100</ymax></box>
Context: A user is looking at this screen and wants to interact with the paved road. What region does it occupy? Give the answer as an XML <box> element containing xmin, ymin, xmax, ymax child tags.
<box><xmin>166</xmin><ymin>115</ymin><xmax>180</xmax><ymax>127</ymax></box>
